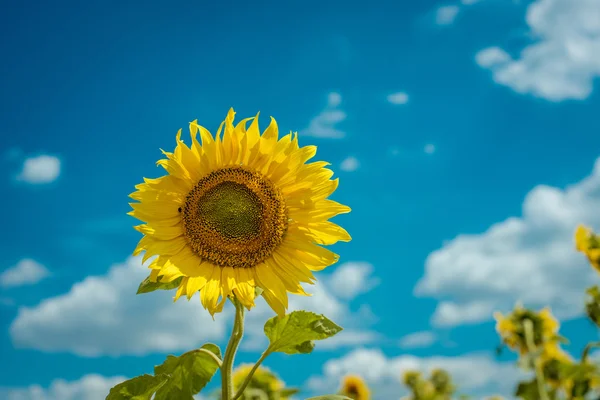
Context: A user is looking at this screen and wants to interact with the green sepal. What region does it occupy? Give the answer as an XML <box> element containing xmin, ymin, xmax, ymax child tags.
<box><xmin>137</xmin><ymin>276</ymin><xmax>183</xmax><ymax>294</ymax></box>
<box><xmin>106</xmin><ymin>374</ymin><xmax>169</xmax><ymax>400</ymax></box>
<box><xmin>264</xmin><ymin>311</ymin><xmax>342</xmax><ymax>355</ymax></box>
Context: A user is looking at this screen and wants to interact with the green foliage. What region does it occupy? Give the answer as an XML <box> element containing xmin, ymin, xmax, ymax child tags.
<box><xmin>278</xmin><ymin>388</ymin><xmax>300</xmax><ymax>397</ymax></box>
<box><xmin>136</xmin><ymin>276</ymin><xmax>183</xmax><ymax>294</ymax></box>
<box><xmin>305</xmin><ymin>396</ymin><xmax>352</xmax><ymax>400</ymax></box>
<box><xmin>585</xmin><ymin>285</ymin><xmax>600</xmax><ymax>327</ymax></box>
<box><xmin>106</xmin><ymin>344</ymin><xmax>221</xmax><ymax>400</ymax></box>
<box><xmin>263</xmin><ymin>311</ymin><xmax>342</xmax><ymax>355</ymax></box>
<box><xmin>106</xmin><ymin>374</ymin><xmax>169</xmax><ymax>400</ymax></box>
<box><xmin>515</xmin><ymin>379</ymin><xmax>543</xmax><ymax>400</ymax></box>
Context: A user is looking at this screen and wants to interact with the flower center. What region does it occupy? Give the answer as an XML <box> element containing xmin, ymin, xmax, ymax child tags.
<box><xmin>182</xmin><ymin>166</ymin><xmax>288</xmax><ymax>269</ymax></box>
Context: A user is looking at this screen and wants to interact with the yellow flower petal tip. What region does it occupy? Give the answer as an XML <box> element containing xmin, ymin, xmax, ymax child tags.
<box><xmin>129</xmin><ymin>109</ymin><xmax>351</xmax><ymax>316</ymax></box>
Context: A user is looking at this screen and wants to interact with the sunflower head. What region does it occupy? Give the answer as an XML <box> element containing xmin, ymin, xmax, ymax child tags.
<box><xmin>340</xmin><ymin>375</ymin><xmax>370</xmax><ymax>400</ymax></box>
<box><xmin>494</xmin><ymin>305</ymin><xmax>560</xmax><ymax>355</ymax></box>
<box><xmin>129</xmin><ymin>109</ymin><xmax>351</xmax><ymax>316</ymax></box>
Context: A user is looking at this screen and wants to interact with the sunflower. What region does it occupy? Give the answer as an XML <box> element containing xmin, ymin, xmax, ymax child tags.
<box><xmin>575</xmin><ymin>224</ymin><xmax>600</xmax><ymax>273</ymax></box>
<box><xmin>129</xmin><ymin>109</ymin><xmax>351</xmax><ymax>316</ymax></box>
<box><xmin>493</xmin><ymin>305</ymin><xmax>560</xmax><ymax>356</ymax></box>
<box><xmin>340</xmin><ymin>375</ymin><xmax>370</xmax><ymax>400</ymax></box>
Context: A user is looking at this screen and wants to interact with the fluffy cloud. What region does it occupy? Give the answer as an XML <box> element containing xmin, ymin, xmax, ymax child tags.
<box><xmin>0</xmin><ymin>374</ymin><xmax>126</xmax><ymax>400</ymax></box>
<box><xmin>325</xmin><ymin>262</ymin><xmax>380</xmax><ymax>300</ymax></box>
<box><xmin>415</xmin><ymin>158</ymin><xmax>600</xmax><ymax>327</ymax></box>
<box><xmin>387</xmin><ymin>92</ymin><xmax>409</xmax><ymax>105</ymax></box>
<box><xmin>435</xmin><ymin>5</ymin><xmax>460</xmax><ymax>25</ymax></box>
<box><xmin>398</xmin><ymin>331</ymin><xmax>437</xmax><ymax>349</ymax></box>
<box><xmin>302</xmin><ymin>92</ymin><xmax>346</xmax><ymax>139</ymax></box>
<box><xmin>17</xmin><ymin>155</ymin><xmax>61</xmax><ymax>184</ymax></box>
<box><xmin>306</xmin><ymin>349</ymin><xmax>522</xmax><ymax>399</ymax></box>
<box><xmin>340</xmin><ymin>156</ymin><xmax>359</xmax><ymax>172</ymax></box>
<box><xmin>10</xmin><ymin>256</ymin><xmax>379</xmax><ymax>356</ymax></box>
<box><xmin>1</xmin><ymin>259</ymin><xmax>50</xmax><ymax>288</ymax></box>
<box><xmin>10</xmin><ymin>256</ymin><xmax>230</xmax><ymax>356</ymax></box>
<box><xmin>476</xmin><ymin>0</ymin><xmax>600</xmax><ymax>101</ymax></box>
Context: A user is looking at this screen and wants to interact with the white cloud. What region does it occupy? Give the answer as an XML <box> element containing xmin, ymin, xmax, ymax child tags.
<box><xmin>424</xmin><ymin>144</ymin><xmax>436</xmax><ymax>154</ymax></box>
<box><xmin>241</xmin><ymin>267</ymin><xmax>380</xmax><ymax>351</ymax></box>
<box><xmin>325</xmin><ymin>262</ymin><xmax>380</xmax><ymax>300</ymax></box>
<box><xmin>306</xmin><ymin>349</ymin><xmax>523</xmax><ymax>400</ymax></box>
<box><xmin>436</xmin><ymin>5</ymin><xmax>460</xmax><ymax>25</ymax></box>
<box><xmin>302</xmin><ymin>92</ymin><xmax>346</xmax><ymax>139</ymax></box>
<box><xmin>387</xmin><ymin>92</ymin><xmax>409</xmax><ymax>105</ymax></box>
<box><xmin>398</xmin><ymin>331</ymin><xmax>437</xmax><ymax>349</ymax></box>
<box><xmin>476</xmin><ymin>0</ymin><xmax>600</xmax><ymax>101</ymax></box>
<box><xmin>476</xmin><ymin>47</ymin><xmax>512</xmax><ymax>69</ymax></box>
<box><xmin>340</xmin><ymin>156</ymin><xmax>359</xmax><ymax>172</ymax></box>
<box><xmin>10</xmin><ymin>256</ymin><xmax>230</xmax><ymax>357</ymax></box>
<box><xmin>1</xmin><ymin>259</ymin><xmax>50</xmax><ymax>288</ymax></box>
<box><xmin>17</xmin><ymin>155</ymin><xmax>61</xmax><ymax>184</ymax></box>
<box><xmin>10</xmin><ymin>256</ymin><xmax>379</xmax><ymax>356</ymax></box>
<box><xmin>0</xmin><ymin>374</ymin><xmax>126</xmax><ymax>400</ymax></box>
<box><xmin>415</xmin><ymin>157</ymin><xmax>600</xmax><ymax>327</ymax></box>
<box><xmin>432</xmin><ymin>301</ymin><xmax>497</xmax><ymax>327</ymax></box>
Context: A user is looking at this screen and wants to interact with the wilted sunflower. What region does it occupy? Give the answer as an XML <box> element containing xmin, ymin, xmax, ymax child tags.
<box><xmin>494</xmin><ymin>305</ymin><xmax>560</xmax><ymax>356</ymax></box>
<box><xmin>340</xmin><ymin>375</ymin><xmax>370</xmax><ymax>400</ymax></box>
<box><xmin>575</xmin><ymin>224</ymin><xmax>600</xmax><ymax>273</ymax></box>
<box><xmin>129</xmin><ymin>109</ymin><xmax>351</xmax><ymax>316</ymax></box>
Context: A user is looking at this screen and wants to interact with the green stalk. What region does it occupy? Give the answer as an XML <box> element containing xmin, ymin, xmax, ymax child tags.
<box><xmin>523</xmin><ymin>319</ymin><xmax>550</xmax><ymax>400</ymax></box>
<box><xmin>232</xmin><ymin>350</ymin><xmax>271</xmax><ymax>400</ymax></box>
<box><xmin>221</xmin><ymin>297</ymin><xmax>246</xmax><ymax>400</ymax></box>
<box><xmin>581</xmin><ymin>341</ymin><xmax>600</xmax><ymax>363</ymax></box>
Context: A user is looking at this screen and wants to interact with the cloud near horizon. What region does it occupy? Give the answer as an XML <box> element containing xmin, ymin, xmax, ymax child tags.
<box><xmin>415</xmin><ymin>157</ymin><xmax>600</xmax><ymax>327</ymax></box>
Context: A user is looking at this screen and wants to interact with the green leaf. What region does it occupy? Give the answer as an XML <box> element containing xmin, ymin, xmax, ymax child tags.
<box><xmin>279</xmin><ymin>388</ymin><xmax>300</xmax><ymax>397</ymax></box>
<box><xmin>106</xmin><ymin>374</ymin><xmax>169</xmax><ymax>400</ymax></box>
<box><xmin>305</xmin><ymin>396</ymin><xmax>352</xmax><ymax>400</ymax></box>
<box><xmin>515</xmin><ymin>379</ymin><xmax>540</xmax><ymax>400</ymax></box>
<box><xmin>137</xmin><ymin>276</ymin><xmax>183</xmax><ymax>294</ymax></box>
<box><xmin>264</xmin><ymin>311</ymin><xmax>342</xmax><ymax>355</ymax></box>
<box><xmin>153</xmin><ymin>343</ymin><xmax>222</xmax><ymax>400</ymax></box>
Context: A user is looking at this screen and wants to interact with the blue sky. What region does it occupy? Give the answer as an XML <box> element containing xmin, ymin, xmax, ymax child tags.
<box><xmin>2</xmin><ymin>0</ymin><xmax>600</xmax><ymax>398</ymax></box>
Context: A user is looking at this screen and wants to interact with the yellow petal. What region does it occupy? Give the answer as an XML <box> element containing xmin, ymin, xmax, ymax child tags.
<box><xmin>186</xmin><ymin>276</ymin><xmax>208</xmax><ymax>300</ymax></box>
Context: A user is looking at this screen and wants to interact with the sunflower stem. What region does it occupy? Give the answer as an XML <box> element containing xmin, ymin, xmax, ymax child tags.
<box><xmin>221</xmin><ymin>297</ymin><xmax>246</xmax><ymax>400</ymax></box>
<box><xmin>523</xmin><ymin>318</ymin><xmax>550</xmax><ymax>400</ymax></box>
<box><xmin>232</xmin><ymin>349</ymin><xmax>271</xmax><ymax>400</ymax></box>
<box><xmin>582</xmin><ymin>341</ymin><xmax>600</xmax><ymax>363</ymax></box>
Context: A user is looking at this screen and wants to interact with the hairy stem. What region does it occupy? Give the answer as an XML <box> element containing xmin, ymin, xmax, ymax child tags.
<box><xmin>221</xmin><ymin>297</ymin><xmax>246</xmax><ymax>400</ymax></box>
<box><xmin>523</xmin><ymin>319</ymin><xmax>550</xmax><ymax>400</ymax></box>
